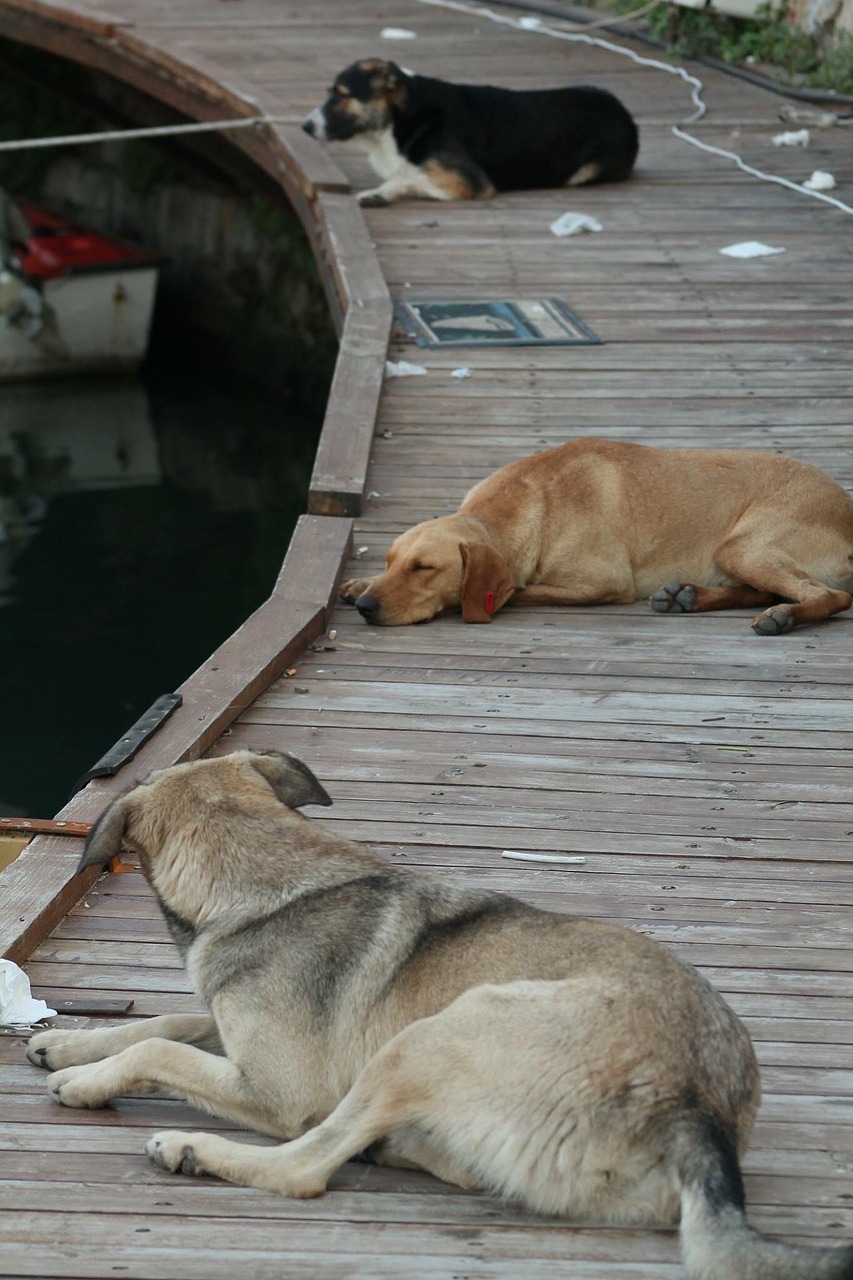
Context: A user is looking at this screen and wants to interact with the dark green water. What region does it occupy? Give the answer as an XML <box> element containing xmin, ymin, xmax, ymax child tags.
<box><xmin>0</xmin><ymin>357</ymin><xmax>320</xmax><ymax>818</ymax></box>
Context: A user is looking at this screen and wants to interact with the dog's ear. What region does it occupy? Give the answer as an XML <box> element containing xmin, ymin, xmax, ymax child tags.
<box><xmin>248</xmin><ymin>751</ymin><xmax>333</xmax><ymax>809</ymax></box>
<box><xmin>76</xmin><ymin>795</ymin><xmax>132</xmax><ymax>874</ymax></box>
<box><xmin>459</xmin><ymin>542</ymin><xmax>515</xmax><ymax>623</ymax></box>
<box><xmin>383</xmin><ymin>61</ymin><xmax>404</xmax><ymax>91</ymax></box>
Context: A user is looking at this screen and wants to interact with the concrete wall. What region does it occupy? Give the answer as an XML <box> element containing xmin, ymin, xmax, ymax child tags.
<box><xmin>781</xmin><ymin>0</ymin><xmax>853</xmax><ymax>39</ymax></box>
<box><xmin>38</xmin><ymin>148</ymin><xmax>336</xmax><ymax>406</ymax></box>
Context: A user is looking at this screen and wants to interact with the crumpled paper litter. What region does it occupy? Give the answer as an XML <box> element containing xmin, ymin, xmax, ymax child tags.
<box><xmin>385</xmin><ymin>360</ymin><xmax>427</xmax><ymax>378</ymax></box>
<box><xmin>720</xmin><ymin>241</ymin><xmax>786</xmax><ymax>259</ymax></box>
<box><xmin>803</xmin><ymin>170</ymin><xmax>836</xmax><ymax>191</ymax></box>
<box><xmin>550</xmin><ymin>211</ymin><xmax>603</xmax><ymax>237</ymax></box>
<box><xmin>772</xmin><ymin>129</ymin><xmax>810</xmax><ymax>147</ymax></box>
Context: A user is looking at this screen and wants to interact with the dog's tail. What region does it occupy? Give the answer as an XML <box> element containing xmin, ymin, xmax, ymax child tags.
<box><xmin>669</xmin><ymin>1111</ymin><xmax>853</xmax><ymax>1280</ymax></box>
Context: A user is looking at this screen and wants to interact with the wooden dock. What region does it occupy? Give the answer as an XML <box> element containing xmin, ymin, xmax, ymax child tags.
<box><xmin>1</xmin><ymin>1</ymin><xmax>853</xmax><ymax>1275</ymax></box>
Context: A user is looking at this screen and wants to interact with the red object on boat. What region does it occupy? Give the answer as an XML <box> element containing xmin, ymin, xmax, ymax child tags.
<box><xmin>15</xmin><ymin>202</ymin><xmax>161</xmax><ymax>281</ymax></box>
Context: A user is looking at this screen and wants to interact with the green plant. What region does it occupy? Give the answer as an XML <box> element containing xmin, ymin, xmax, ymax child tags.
<box><xmin>719</xmin><ymin>3</ymin><xmax>820</xmax><ymax>74</ymax></box>
<box><xmin>809</xmin><ymin>30</ymin><xmax>853</xmax><ymax>94</ymax></box>
<box><xmin>249</xmin><ymin>196</ymin><xmax>314</xmax><ymax>272</ymax></box>
<box><xmin>610</xmin><ymin>0</ymin><xmax>853</xmax><ymax>95</ymax></box>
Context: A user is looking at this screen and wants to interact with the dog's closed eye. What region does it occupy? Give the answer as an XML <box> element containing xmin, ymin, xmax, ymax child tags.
<box><xmin>411</xmin><ymin>563</ymin><xmax>434</xmax><ymax>572</ymax></box>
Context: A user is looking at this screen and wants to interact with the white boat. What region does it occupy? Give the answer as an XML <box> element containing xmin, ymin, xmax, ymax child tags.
<box><xmin>0</xmin><ymin>194</ymin><xmax>161</xmax><ymax>380</ymax></box>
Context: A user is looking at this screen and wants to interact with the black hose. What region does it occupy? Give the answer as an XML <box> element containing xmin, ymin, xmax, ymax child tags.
<box><xmin>485</xmin><ymin>0</ymin><xmax>853</xmax><ymax>107</ymax></box>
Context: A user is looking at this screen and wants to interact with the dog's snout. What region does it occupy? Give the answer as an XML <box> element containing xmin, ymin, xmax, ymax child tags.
<box><xmin>356</xmin><ymin>593</ymin><xmax>381</xmax><ymax>621</ymax></box>
<box><xmin>302</xmin><ymin>108</ymin><xmax>327</xmax><ymax>140</ymax></box>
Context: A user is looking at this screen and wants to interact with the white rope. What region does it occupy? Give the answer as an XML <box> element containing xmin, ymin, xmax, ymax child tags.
<box><xmin>672</xmin><ymin>125</ymin><xmax>853</xmax><ymax>215</ymax></box>
<box><xmin>410</xmin><ymin>0</ymin><xmax>853</xmax><ymax>215</ymax></box>
<box><xmin>0</xmin><ymin>114</ymin><xmax>290</xmax><ymax>153</ymax></box>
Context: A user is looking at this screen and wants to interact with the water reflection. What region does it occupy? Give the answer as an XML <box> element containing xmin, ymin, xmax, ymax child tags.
<box><xmin>0</xmin><ymin>381</ymin><xmax>160</xmax><ymax>604</ymax></box>
<box><xmin>0</xmin><ymin>363</ymin><xmax>318</xmax><ymax>817</ymax></box>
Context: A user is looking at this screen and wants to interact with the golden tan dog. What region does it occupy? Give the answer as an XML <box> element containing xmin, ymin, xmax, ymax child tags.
<box><xmin>25</xmin><ymin>751</ymin><xmax>853</xmax><ymax>1278</ymax></box>
<box><xmin>340</xmin><ymin>439</ymin><xmax>853</xmax><ymax>633</ymax></box>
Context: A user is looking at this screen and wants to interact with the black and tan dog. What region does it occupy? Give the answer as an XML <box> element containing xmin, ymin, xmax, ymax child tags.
<box><xmin>26</xmin><ymin>750</ymin><xmax>853</xmax><ymax>1278</ymax></box>
<box><xmin>302</xmin><ymin>58</ymin><xmax>638</xmax><ymax>205</ymax></box>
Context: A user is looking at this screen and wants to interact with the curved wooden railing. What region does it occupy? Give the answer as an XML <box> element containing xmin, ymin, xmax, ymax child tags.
<box><xmin>0</xmin><ymin>0</ymin><xmax>391</xmax><ymax>961</ymax></box>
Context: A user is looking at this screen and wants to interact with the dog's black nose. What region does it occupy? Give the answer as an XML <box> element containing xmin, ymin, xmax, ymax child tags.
<box><xmin>356</xmin><ymin>593</ymin><xmax>381</xmax><ymax>621</ymax></box>
<box><xmin>302</xmin><ymin>118</ymin><xmax>315</xmax><ymax>136</ymax></box>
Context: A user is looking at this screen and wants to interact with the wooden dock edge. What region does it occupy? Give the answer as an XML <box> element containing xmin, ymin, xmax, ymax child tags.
<box><xmin>0</xmin><ymin>514</ymin><xmax>353</xmax><ymax>965</ymax></box>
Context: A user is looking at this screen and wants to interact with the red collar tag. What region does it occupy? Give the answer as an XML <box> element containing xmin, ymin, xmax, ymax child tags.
<box><xmin>484</xmin><ymin>590</ymin><xmax>495</xmax><ymax>616</ymax></box>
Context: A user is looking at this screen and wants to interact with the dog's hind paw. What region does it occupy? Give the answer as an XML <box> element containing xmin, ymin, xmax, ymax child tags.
<box><xmin>358</xmin><ymin>189</ymin><xmax>389</xmax><ymax>207</ymax></box>
<box><xmin>650</xmin><ymin>582</ymin><xmax>698</xmax><ymax>614</ymax></box>
<box><xmin>147</xmin><ymin>1131</ymin><xmax>204</xmax><ymax>1177</ymax></box>
<box><xmin>752</xmin><ymin>606</ymin><xmax>795</xmax><ymax>636</ymax></box>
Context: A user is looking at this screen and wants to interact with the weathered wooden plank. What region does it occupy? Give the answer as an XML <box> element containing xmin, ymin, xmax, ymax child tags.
<box><xmin>1</xmin><ymin>1166</ymin><xmax>852</xmax><ymax>1216</ymax></box>
<box><xmin>279</xmin><ymin>654</ymin><xmax>853</xmax><ymax>700</ymax></box>
<box><xmin>252</xmin><ymin>703</ymin><xmax>853</xmax><ymax>754</ymax></box>
<box><xmin>254</xmin><ymin>675</ymin><xmax>853</xmax><ymax>724</ymax></box>
<box><xmin>220</xmin><ymin>714</ymin><xmax>853</xmax><ymax>765</ymax></box>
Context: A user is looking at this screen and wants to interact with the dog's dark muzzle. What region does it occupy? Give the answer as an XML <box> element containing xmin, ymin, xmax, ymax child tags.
<box><xmin>305</xmin><ymin>103</ymin><xmax>360</xmax><ymax>143</ymax></box>
<box><xmin>355</xmin><ymin>593</ymin><xmax>382</xmax><ymax>623</ymax></box>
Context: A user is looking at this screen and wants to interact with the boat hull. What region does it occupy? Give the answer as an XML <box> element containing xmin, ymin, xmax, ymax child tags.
<box><xmin>0</xmin><ymin>264</ymin><xmax>159</xmax><ymax>380</ymax></box>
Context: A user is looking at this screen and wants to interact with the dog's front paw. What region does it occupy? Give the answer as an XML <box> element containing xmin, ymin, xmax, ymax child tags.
<box><xmin>47</xmin><ymin>1062</ymin><xmax>113</xmax><ymax>1109</ymax></box>
<box><xmin>28</xmin><ymin>1028</ymin><xmax>96</xmax><ymax>1071</ymax></box>
<box><xmin>27</xmin><ymin>1029</ymin><xmax>63</xmax><ymax>1070</ymax></box>
<box><xmin>650</xmin><ymin>582</ymin><xmax>698</xmax><ymax>614</ymax></box>
<box><xmin>752</xmin><ymin>606</ymin><xmax>795</xmax><ymax>636</ymax></box>
<box><xmin>357</xmin><ymin>189</ymin><xmax>389</xmax><ymax>208</ymax></box>
<box><xmin>147</xmin><ymin>1131</ymin><xmax>205</xmax><ymax>1177</ymax></box>
<box><xmin>339</xmin><ymin>578</ymin><xmax>370</xmax><ymax>605</ymax></box>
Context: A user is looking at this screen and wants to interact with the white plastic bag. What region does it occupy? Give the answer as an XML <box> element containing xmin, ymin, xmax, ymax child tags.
<box><xmin>0</xmin><ymin>959</ymin><xmax>56</xmax><ymax>1027</ymax></box>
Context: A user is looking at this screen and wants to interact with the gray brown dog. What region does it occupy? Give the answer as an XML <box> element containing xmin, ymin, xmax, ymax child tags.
<box><xmin>340</xmin><ymin>438</ymin><xmax>853</xmax><ymax>633</ymax></box>
<box><xmin>25</xmin><ymin>750</ymin><xmax>853</xmax><ymax>1279</ymax></box>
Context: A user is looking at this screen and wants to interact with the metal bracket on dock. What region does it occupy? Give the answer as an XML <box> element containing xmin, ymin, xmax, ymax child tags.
<box><xmin>71</xmin><ymin>692</ymin><xmax>183</xmax><ymax>795</ymax></box>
